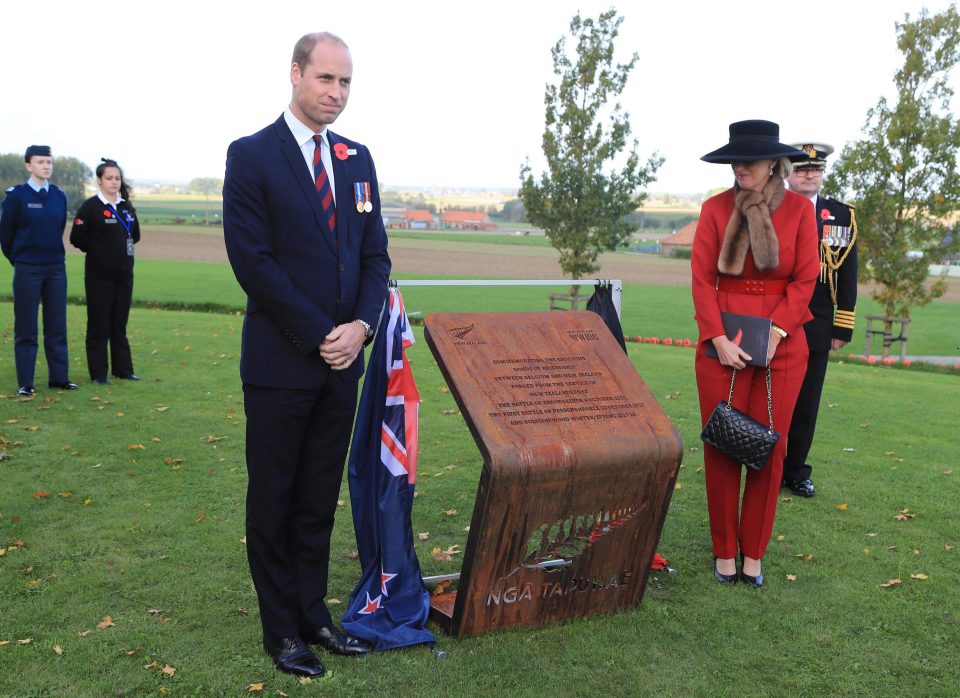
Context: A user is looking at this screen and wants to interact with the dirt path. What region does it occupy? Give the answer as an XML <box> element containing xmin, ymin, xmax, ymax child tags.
<box><xmin>116</xmin><ymin>227</ymin><xmax>960</xmax><ymax>301</ymax></box>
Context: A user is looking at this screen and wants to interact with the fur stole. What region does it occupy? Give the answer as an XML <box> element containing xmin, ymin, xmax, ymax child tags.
<box><xmin>718</xmin><ymin>175</ymin><xmax>784</xmax><ymax>275</ymax></box>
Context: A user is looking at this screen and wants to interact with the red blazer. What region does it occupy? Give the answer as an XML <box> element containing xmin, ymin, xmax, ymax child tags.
<box><xmin>692</xmin><ymin>187</ymin><xmax>819</xmax><ymax>346</ymax></box>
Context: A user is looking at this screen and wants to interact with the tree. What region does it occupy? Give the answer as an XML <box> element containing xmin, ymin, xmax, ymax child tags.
<box><xmin>1</xmin><ymin>153</ymin><xmax>91</xmax><ymax>215</ymax></box>
<box><xmin>519</xmin><ymin>9</ymin><xmax>662</xmax><ymax>280</ymax></box>
<box><xmin>827</xmin><ymin>5</ymin><xmax>960</xmax><ymax>329</ymax></box>
<box><xmin>189</xmin><ymin>177</ymin><xmax>223</xmax><ymax>224</ymax></box>
<box><xmin>52</xmin><ymin>157</ymin><xmax>93</xmax><ymax>214</ymax></box>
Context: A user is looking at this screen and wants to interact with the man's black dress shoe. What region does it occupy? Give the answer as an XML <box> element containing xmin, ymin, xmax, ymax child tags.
<box><xmin>783</xmin><ymin>478</ymin><xmax>815</xmax><ymax>497</ymax></box>
<box><xmin>113</xmin><ymin>374</ymin><xmax>140</xmax><ymax>381</ymax></box>
<box><xmin>262</xmin><ymin>636</ymin><xmax>325</xmax><ymax>678</ymax></box>
<box><xmin>18</xmin><ymin>386</ymin><xmax>34</xmax><ymax>397</ymax></box>
<box><xmin>304</xmin><ymin>626</ymin><xmax>372</xmax><ymax>656</ymax></box>
<box><xmin>48</xmin><ymin>381</ymin><xmax>78</xmax><ymax>390</ymax></box>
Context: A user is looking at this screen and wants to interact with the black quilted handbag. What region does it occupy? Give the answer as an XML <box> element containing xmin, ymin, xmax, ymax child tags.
<box><xmin>700</xmin><ymin>367</ymin><xmax>780</xmax><ymax>471</ymax></box>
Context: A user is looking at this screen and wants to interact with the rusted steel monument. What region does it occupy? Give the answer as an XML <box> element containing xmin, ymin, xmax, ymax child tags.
<box><xmin>423</xmin><ymin>310</ymin><xmax>683</xmax><ymax>638</ymax></box>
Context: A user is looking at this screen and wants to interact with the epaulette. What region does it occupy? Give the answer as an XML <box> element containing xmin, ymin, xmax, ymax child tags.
<box><xmin>5</xmin><ymin>186</ymin><xmax>14</xmax><ymax>193</ymax></box>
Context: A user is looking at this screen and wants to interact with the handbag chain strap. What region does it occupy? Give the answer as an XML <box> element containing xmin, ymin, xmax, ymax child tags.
<box><xmin>727</xmin><ymin>367</ymin><xmax>775</xmax><ymax>434</ymax></box>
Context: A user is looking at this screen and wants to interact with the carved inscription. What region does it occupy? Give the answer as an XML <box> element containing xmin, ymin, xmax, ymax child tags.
<box><xmin>485</xmin><ymin>355</ymin><xmax>640</xmax><ymax>425</ymax></box>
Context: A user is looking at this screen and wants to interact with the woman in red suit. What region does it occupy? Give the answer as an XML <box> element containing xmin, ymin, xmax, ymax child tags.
<box><xmin>692</xmin><ymin>120</ymin><xmax>819</xmax><ymax>587</ymax></box>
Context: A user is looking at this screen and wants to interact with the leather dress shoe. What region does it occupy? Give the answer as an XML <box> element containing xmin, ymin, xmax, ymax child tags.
<box><xmin>262</xmin><ymin>636</ymin><xmax>325</xmax><ymax>678</ymax></box>
<box><xmin>304</xmin><ymin>625</ymin><xmax>372</xmax><ymax>656</ymax></box>
<box><xmin>48</xmin><ymin>381</ymin><xmax>78</xmax><ymax>390</ymax></box>
<box><xmin>18</xmin><ymin>386</ymin><xmax>35</xmax><ymax>397</ymax></box>
<box><xmin>739</xmin><ymin>570</ymin><xmax>764</xmax><ymax>588</ymax></box>
<box><xmin>113</xmin><ymin>373</ymin><xmax>140</xmax><ymax>381</ymax></box>
<box><xmin>783</xmin><ymin>478</ymin><xmax>815</xmax><ymax>497</ymax></box>
<box><xmin>713</xmin><ymin>558</ymin><xmax>737</xmax><ymax>584</ymax></box>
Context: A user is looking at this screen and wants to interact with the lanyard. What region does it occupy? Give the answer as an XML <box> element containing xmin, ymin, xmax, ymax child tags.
<box><xmin>106</xmin><ymin>203</ymin><xmax>132</xmax><ymax>238</ymax></box>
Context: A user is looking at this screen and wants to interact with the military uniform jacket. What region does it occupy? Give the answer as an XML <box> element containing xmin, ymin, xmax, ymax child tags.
<box><xmin>804</xmin><ymin>196</ymin><xmax>858</xmax><ymax>350</ymax></box>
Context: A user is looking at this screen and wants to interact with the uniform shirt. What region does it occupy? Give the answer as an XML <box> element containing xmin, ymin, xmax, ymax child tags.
<box><xmin>69</xmin><ymin>194</ymin><xmax>140</xmax><ymax>277</ymax></box>
<box><xmin>0</xmin><ymin>181</ymin><xmax>68</xmax><ymax>265</ymax></box>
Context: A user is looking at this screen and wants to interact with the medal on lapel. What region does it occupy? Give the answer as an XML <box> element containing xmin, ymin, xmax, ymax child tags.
<box><xmin>354</xmin><ymin>181</ymin><xmax>373</xmax><ymax>213</ymax></box>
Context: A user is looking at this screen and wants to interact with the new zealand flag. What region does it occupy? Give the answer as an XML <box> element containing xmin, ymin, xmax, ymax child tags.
<box><xmin>341</xmin><ymin>288</ymin><xmax>436</xmax><ymax>650</ymax></box>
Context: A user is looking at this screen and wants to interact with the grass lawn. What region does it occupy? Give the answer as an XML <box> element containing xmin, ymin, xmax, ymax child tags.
<box><xmin>1</xmin><ymin>282</ymin><xmax>958</xmax><ymax>695</ymax></box>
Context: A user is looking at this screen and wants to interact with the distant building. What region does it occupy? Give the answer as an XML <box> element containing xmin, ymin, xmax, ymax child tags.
<box><xmin>404</xmin><ymin>209</ymin><xmax>436</xmax><ymax>229</ymax></box>
<box><xmin>660</xmin><ymin>220</ymin><xmax>696</xmax><ymax>257</ymax></box>
<box><xmin>440</xmin><ymin>210</ymin><xmax>495</xmax><ymax>230</ymax></box>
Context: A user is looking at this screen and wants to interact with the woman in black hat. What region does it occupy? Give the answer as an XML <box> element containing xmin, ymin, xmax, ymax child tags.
<box><xmin>69</xmin><ymin>159</ymin><xmax>141</xmax><ymax>384</ymax></box>
<box><xmin>691</xmin><ymin>120</ymin><xmax>819</xmax><ymax>587</ymax></box>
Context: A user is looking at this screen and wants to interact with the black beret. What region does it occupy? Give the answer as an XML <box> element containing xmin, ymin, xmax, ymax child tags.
<box><xmin>24</xmin><ymin>145</ymin><xmax>52</xmax><ymax>161</ymax></box>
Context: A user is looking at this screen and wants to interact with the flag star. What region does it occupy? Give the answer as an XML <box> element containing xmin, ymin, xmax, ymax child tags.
<box><xmin>359</xmin><ymin>591</ymin><xmax>382</xmax><ymax>615</ymax></box>
<box><xmin>381</xmin><ymin>570</ymin><xmax>398</xmax><ymax>596</ymax></box>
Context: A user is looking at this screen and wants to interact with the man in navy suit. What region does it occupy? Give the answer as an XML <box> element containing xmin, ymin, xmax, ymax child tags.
<box><xmin>223</xmin><ymin>32</ymin><xmax>390</xmax><ymax>678</ymax></box>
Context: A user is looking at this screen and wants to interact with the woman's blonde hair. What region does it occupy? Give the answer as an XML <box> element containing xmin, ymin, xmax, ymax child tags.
<box><xmin>774</xmin><ymin>157</ymin><xmax>793</xmax><ymax>179</ymax></box>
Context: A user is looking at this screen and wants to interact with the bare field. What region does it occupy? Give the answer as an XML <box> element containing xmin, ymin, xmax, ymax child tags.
<box><xmin>80</xmin><ymin>226</ymin><xmax>960</xmax><ymax>301</ymax></box>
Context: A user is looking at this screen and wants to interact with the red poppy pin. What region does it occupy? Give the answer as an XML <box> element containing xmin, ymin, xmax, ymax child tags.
<box><xmin>74</xmin><ymin>217</ymin><xmax>83</xmax><ymax>225</ymax></box>
<box><xmin>820</xmin><ymin>209</ymin><xmax>831</xmax><ymax>220</ymax></box>
<box><xmin>104</xmin><ymin>210</ymin><xmax>113</xmax><ymax>218</ymax></box>
<box><xmin>333</xmin><ymin>143</ymin><xmax>349</xmax><ymax>161</ymax></box>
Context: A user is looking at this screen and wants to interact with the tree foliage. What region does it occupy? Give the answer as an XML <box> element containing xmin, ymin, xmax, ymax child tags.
<box><xmin>519</xmin><ymin>9</ymin><xmax>662</xmax><ymax>279</ymax></box>
<box><xmin>826</xmin><ymin>5</ymin><xmax>960</xmax><ymax>319</ymax></box>
<box><xmin>1</xmin><ymin>153</ymin><xmax>91</xmax><ymax>214</ymax></box>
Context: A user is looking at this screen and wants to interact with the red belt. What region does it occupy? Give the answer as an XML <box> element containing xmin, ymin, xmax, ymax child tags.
<box><xmin>717</xmin><ymin>277</ymin><xmax>788</xmax><ymax>295</ymax></box>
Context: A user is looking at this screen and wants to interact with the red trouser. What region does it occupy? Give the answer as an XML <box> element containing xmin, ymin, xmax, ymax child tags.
<box><xmin>695</xmin><ymin>333</ymin><xmax>808</xmax><ymax>560</ymax></box>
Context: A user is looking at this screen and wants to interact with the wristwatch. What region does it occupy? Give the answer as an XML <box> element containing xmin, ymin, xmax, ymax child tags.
<box><xmin>771</xmin><ymin>323</ymin><xmax>788</xmax><ymax>339</ymax></box>
<box><xmin>353</xmin><ymin>319</ymin><xmax>373</xmax><ymax>338</ymax></box>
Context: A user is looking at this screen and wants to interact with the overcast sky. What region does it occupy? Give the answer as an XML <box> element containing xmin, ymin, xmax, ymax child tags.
<box><xmin>2</xmin><ymin>0</ymin><xmax>955</xmax><ymax>194</ymax></box>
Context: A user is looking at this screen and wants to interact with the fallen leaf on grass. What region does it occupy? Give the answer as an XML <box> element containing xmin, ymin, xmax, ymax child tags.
<box><xmin>443</xmin><ymin>509</ymin><xmax>458</xmax><ymax>516</ymax></box>
<box><xmin>161</xmin><ymin>665</ymin><xmax>176</xmax><ymax>677</ymax></box>
<box><xmin>18</xmin><ymin>638</ymin><xmax>33</xmax><ymax>645</ymax></box>
<box><xmin>53</xmin><ymin>645</ymin><xmax>63</xmax><ymax>655</ymax></box>
<box><xmin>880</xmin><ymin>578</ymin><xmax>902</xmax><ymax>588</ymax></box>
<box><xmin>0</xmin><ymin>640</ymin><xmax>9</xmax><ymax>646</ymax></box>
<box><xmin>947</xmin><ymin>545</ymin><xmax>955</xmax><ymax>551</ymax></box>
<box><xmin>842</xmin><ymin>448</ymin><xmax>856</xmax><ymax>452</ymax></box>
<box><xmin>432</xmin><ymin>547</ymin><xmax>452</xmax><ymax>562</ymax></box>
<box><xmin>97</xmin><ymin>616</ymin><xmax>115</xmax><ymax>629</ymax></box>
<box><xmin>346</xmin><ymin>551</ymin><xmax>359</xmax><ymax>559</ymax></box>
<box><xmin>837</xmin><ymin>502</ymin><xmax>848</xmax><ymax>511</ymax></box>
<box><xmin>418</xmin><ymin>532</ymin><xmax>430</xmax><ymax>541</ymax></box>
<box><xmin>84</xmin><ymin>498</ymin><xmax>93</xmax><ymax>505</ymax></box>
<box><xmin>58</xmin><ymin>492</ymin><xmax>72</xmax><ymax>498</ymax></box>
<box><xmin>894</xmin><ymin>512</ymin><xmax>915</xmax><ymax>521</ymax></box>
<box><xmin>27</xmin><ymin>426</ymin><xmax>41</xmax><ymax>432</ymax></box>
<box><xmin>195</xmin><ymin>512</ymin><xmax>206</xmax><ymax>523</ymax></box>
<box><xmin>674</xmin><ymin>483</ymin><xmax>682</xmax><ymax>490</ymax></box>
<box><xmin>155</xmin><ymin>406</ymin><xmax>170</xmax><ymax>412</ymax></box>
<box><xmin>33</xmin><ymin>491</ymin><xmax>50</xmax><ymax>498</ymax></box>
<box><xmin>776</xmin><ymin>535</ymin><xmax>785</xmax><ymax>541</ymax></box>
<box><xmin>78</xmin><ymin>630</ymin><xmax>92</xmax><ymax>637</ymax></box>
<box><xmin>866</xmin><ymin>532</ymin><xmax>878</xmax><ymax>537</ymax></box>
<box><xmin>144</xmin><ymin>661</ymin><xmax>158</xmax><ymax>670</ymax></box>
<box><xmin>204</xmin><ymin>435</ymin><xmax>227</xmax><ymax>443</ymax></box>
<box><xmin>786</xmin><ymin>574</ymin><xmax>797</xmax><ymax>581</ymax></box>
<box><xmin>337</xmin><ymin>499</ymin><xmax>347</xmax><ymax>507</ymax></box>
<box><xmin>163</xmin><ymin>458</ymin><xmax>182</xmax><ymax>466</ymax></box>
<box><xmin>247</xmin><ymin>684</ymin><xmax>265</xmax><ymax>693</ymax></box>
<box><xmin>911</xmin><ymin>573</ymin><xmax>929</xmax><ymax>580</ymax></box>
<box><xmin>241</xmin><ymin>536</ymin><xmax>247</xmax><ymax>545</ymax></box>
<box><xmin>328</xmin><ymin>598</ymin><xmax>341</xmax><ymax>605</ymax></box>
<box><xmin>438</xmin><ymin>409</ymin><xmax>459</xmax><ymax>416</ymax></box>
<box><xmin>128</xmin><ymin>444</ymin><xmax>145</xmax><ymax>451</ymax></box>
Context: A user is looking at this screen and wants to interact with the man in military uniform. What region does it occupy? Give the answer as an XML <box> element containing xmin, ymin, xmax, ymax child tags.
<box><xmin>782</xmin><ymin>142</ymin><xmax>857</xmax><ymax>497</ymax></box>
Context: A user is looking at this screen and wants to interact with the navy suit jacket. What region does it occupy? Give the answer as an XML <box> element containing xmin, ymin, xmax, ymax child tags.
<box><xmin>223</xmin><ymin>115</ymin><xmax>391</xmax><ymax>388</ymax></box>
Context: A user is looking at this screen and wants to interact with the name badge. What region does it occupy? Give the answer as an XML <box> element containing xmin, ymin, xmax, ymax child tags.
<box><xmin>105</xmin><ymin>218</ymin><xmax>117</xmax><ymax>224</ymax></box>
<box><xmin>27</xmin><ymin>203</ymin><xmax>42</xmax><ymax>209</ymax></box>
<box><xmin>126</xmin><ymin>238</ymin><xmax>135</xmax><ymax>256</ymax></box>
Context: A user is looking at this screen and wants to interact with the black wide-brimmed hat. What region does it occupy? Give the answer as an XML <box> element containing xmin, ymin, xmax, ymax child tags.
<box><xmin>701</xmin><ymin>120</ymin><xmax>807</xmax><ymax>164</ymax></box>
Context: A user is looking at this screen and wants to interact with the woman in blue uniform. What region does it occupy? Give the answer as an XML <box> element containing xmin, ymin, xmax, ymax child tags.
<box><xmin>70</xmin><ymin>158</ymin><xmax>140</xmax><ymax>384</ymax></box>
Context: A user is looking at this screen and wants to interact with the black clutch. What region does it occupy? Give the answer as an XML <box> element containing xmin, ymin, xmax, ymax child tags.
<box><xmin>700</xmin><ymin>367</ymin><xmax>780</xmax><ymax>471</ymax></box>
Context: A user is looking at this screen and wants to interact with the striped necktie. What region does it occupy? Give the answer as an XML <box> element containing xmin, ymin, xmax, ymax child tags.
<box><xmin>312</xmin><ymin>134</ymin><xmax>336</xmax><ymax>235</ymax></box>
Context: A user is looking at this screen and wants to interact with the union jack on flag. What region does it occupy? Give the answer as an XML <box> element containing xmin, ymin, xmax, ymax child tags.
<box><xmin>342</xmin><ymin>287</ymin><xmax>435</xmax><ymax>650</ymax></box>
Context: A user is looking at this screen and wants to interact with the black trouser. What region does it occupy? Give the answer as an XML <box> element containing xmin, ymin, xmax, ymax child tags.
<box><xmin>85</xmin><ymin>273</ymin><xmax>134</xmax><ymax>380</ymax></box>
<box><xmin>783</xmin><ymin>348</ymin><xmax>830</xmax><ymax>481</ymax></box>
<box><xmin>243</xmin><ymin>378</ymin><xmax>358</xmax><ymax>639</ymax></box>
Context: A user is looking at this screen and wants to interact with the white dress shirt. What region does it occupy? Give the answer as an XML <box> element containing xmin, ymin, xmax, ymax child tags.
<box><xmin>283</xmin><ymin>109</ymin><xmax>337</xmax><ymax>204</ymax></box>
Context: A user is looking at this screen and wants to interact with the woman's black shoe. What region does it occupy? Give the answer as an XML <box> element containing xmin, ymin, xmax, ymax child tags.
<box><xmin>739</xmin><ymin>570</ymin><xmax>764</xmax><ymax>587</ymax></box>
<box><xmin>714</xmin><ymin>559</ymin><xmax>737</xmax><ymax>584</ymax></box>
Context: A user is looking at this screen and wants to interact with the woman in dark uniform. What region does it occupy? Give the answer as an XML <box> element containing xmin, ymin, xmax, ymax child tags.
<box><xmin>70</xmin><ymin>158</ymin><xmax>140</xmax><ymax>384</ymax></box>
<box><xmin>692</xmin><ymin>121</ymin><xmax>819</xmax><ymax>587</ymax></box>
